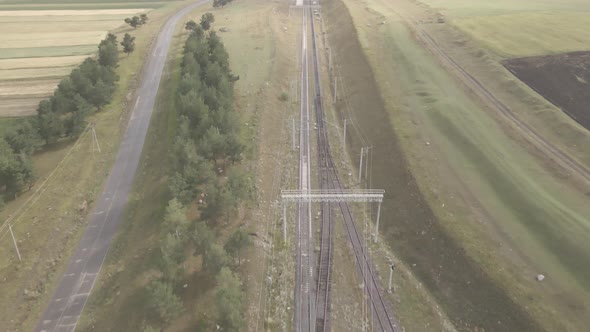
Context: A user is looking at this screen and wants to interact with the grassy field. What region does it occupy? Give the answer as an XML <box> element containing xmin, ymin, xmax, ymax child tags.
<box><xmin>422</xmin><ymin>0</ymin><xmax>590</xmax><ymax>17</ymax></box>
<box><xmin>454</xmin><ymin>12</ymin><xmax>590</xmax><ymax>57</ymax></box>
<box><xmin>419</xmin><ymin>0</ymin><xmax>590</xmax><ymax>58</ymax></box>
<box><xmin>0</xmin><ymin>3</ymin><xmax>158</xmax><ymax>117</ymax></box>
<box><xmin>328</xmin><ymin>0</ymin><xmax>590</xmax><ymax>330</ymax></box>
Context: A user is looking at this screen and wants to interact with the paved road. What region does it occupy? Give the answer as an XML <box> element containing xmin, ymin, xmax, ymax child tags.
<box><xmin>294</xmin><ymin>5</ymin><xmax>315</xmax><ymax>332</ymax></box>
<box><xmin>34</xmin><ymin>1</ymin><xmax>208</xmax><ymax>331</ymax></box>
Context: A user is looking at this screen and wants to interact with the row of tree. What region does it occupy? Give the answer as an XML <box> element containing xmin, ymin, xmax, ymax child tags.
<box><xmin>124</xmin><ymin>13</ymin><xmax>149</xmax><ymax>29</ymax></box>
<box><xmin>144</xmin><ymin>13</ymin><xmax>251</xmax><ymax>331</ymax></box>
<box><xmin>1</xmin><ymin>32</ymin><xmax>135</xmax><ymax>202</ymax></box>
<box><xmin>37</xmin><ymin>34</ymin><xmax>119</xmax><ymax>144</ymax></box>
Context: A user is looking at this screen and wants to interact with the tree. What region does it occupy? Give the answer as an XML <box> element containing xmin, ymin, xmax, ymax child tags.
<box><xmin>199</xmin><ymin>180</ymin><xmax>226</xmax><ymax>221</ymax></box>
<box><xmin>143</xmin><ymin>325</ymin><xmax>159</xmax><ymax>332</ymax></box>
<box><xmin>162</xmin><ymin>198</ymin><xmax>190</xmax><ymax>238</ymax></box>
<box><xmin>140</xmin><ymin>13</ymin><xmax>149</xmax><ymax>25</ymax></box>
<box><xmin>64</xmin><ymin>97</ymin><xmax>90</xmax><ymax>137</ymax></box>
<box><xmin>193</xmin><ymin>221</ymin><xmax>215</xmax><ymax>255</ymax></box>
<box><xmin>38</xmin><ymin>110</ymin><xmax>63</xmax><ymax>144</ymax></box>
<box><xmin>88</xmin><ymin>79</ymin><xmax>114</xmax><ymax>110</ymax></box>
<box><xmin>0</xmin><ymin>139</ymin><xmax>35</xmax><ymax>197</ymax></box>
<box><xmin>99</xmin><ymin>33</ymin><xmax>117</xmax><ymax>48</ymax></box>
<box><xmin>216</xmin><ymin>267</ymin><xmax>244</xmax><ymax>331</ymax></box>
<box><xmin>200</xmin><ymin>13</ymin><xmax>215</xmax><ymax>31</ymax></box>
<box><xmin>4</xmin><ymin>120</ymin><xmax>42</xmax><ymax>155</ymax></box>
<box><xmin>52</xmin><ymin>78</ymin><xmax>78</xmax><ymax>114</ymax></box>
<box><xmin>185</xmin><ymin>20</ymin><xmax>198</xmax><ymax>31</ymax></box>
<box><xmin>190</xmin><ymin>25</ymin><xmax>205</xmax><ymax>39</ymax></box>
<box><xmin>124</xmin><ymin>16</ymin><xmax>142</xmax><ymax>29</ymax></box>
<box><xmin>204</xmin><ymin>62</ymin><xmax>223</xmax><ymax>88</ymax></box>
<box><xmin>121</xmin><ymin>33</ymin><xmax>136</xmax><ymax>55</ymax></box>
<box><xmin>160</xmin><ymin>233</ymin><xmax>185</xmax><ymax>282</ymax></box>
<box><xmin>168</xmin><ymin>139</ymin><xmax>215</xmax><ymax>204</ymax></box>
<box><xmin>224</xmin><ymin>228</ymin><xmax>251</xmax><ymax>265</ymax></box>
<box><xmin>225</xmin><ymin>133</ymin><xmax>244</xmax><ymax>164</ymax></box>
<box><xmin>213</xmin><ymin>0</ymin><xmax>231</xmax><ymax>8</ymax></box>
<box><xmin>98</xmin><ymin>40</ymin><xmax>119</xmax><ymax>67</ymax></box>
<box><xmin>203</xmin><ymin>244</ymin><xmax>228</xmax><ymax>274</ymax></box>
<box><xmin>199</xmin><ymin>126</ymin><xmax>225</xmax><ymax>162</ymax></box>
<box><xmin>147</xmin><ymin>281</ymin><xmax>184</xmax><ymax>324</ymax></box>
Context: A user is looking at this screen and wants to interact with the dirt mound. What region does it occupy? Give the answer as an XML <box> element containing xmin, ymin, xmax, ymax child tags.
<box><xmin>504</xmin><ymin>51</ymin><xmax>590</xmax><ymax>131</ymax></box>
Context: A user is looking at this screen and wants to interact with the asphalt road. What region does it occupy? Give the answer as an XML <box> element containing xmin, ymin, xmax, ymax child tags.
<box><xmin>34</xmin><ymin>1</ymin><xmax>208</xmax><ymax>331</ymax></box>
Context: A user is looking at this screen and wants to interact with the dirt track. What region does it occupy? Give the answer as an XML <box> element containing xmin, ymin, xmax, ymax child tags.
<box><xmin>504</xmin><ymin>51</ymin><xmax>590</xmax><ymax>132</ymax></box>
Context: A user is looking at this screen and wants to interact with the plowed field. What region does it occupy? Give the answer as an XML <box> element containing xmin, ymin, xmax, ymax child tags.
<box><xmin>504</xmin><ymin>51</ymin><xmax>590</xmax><ymax>131</ymax></box>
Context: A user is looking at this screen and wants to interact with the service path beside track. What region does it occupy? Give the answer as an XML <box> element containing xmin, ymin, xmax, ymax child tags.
<box><xmin>35</xmin><ymin>1</ymin><xmax>209</xmax><ymax>331</ymax></box>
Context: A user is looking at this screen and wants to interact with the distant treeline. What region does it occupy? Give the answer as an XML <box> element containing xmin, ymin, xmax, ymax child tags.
<box><xmin>144</xmin><ymin>13</ymin><xmax>252</xmax><ymax>331</ymax></box>
<box><xmin>0</xmin><ymin>34</ymin><xmax>120</xmax><ymax>203</ymax></box>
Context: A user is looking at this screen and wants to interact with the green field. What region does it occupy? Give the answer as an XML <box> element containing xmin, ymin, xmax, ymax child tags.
<box><xmin>421</xmin><ymin>0</ymin><xmax>590</xmax><ymax>57</ymax></box>
<box><xmin>335</xmin><ymin>0</ymin><xmax>590</xmax><ymax>330</ymax></box>
<box><xmin>422</xmin><ymin>0</ymin><xmax>590</xmax><ymax>17</ymax></box>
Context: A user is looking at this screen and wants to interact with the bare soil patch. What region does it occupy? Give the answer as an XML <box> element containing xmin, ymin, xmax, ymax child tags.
<box><xmin>504</xmin><ymin>51</ymin><xmax>590</xmax><ymax>131</ymax></box>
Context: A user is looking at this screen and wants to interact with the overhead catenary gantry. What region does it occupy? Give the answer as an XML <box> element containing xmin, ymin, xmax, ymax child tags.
<box><xmin>280</xmin><ymin>189</ymin><xmax>385</xmax><ymax>243</ymax></box>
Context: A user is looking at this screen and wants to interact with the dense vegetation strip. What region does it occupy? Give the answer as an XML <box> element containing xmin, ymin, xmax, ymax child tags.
<box><xmin>143</xmin><ymin>13</ymin><xmax>252</xmax><ymax>331</ymax></box>
<box><xmin>0</xmin><ymin>20</ymin><xmax>140</xmax><ymax>207</ymax></box>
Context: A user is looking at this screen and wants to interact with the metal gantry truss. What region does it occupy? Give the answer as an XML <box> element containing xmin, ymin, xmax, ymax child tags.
<box><xmin>280</xmin><ymin>189</ymin><xmax>385</xmax><ymax>242</ymax></box>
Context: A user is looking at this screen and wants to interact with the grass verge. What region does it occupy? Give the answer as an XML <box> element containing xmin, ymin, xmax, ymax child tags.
<box><xmin>327</xmin><ymin>0</ymin><xmax>590</xmax><ymax>330</ymax></box>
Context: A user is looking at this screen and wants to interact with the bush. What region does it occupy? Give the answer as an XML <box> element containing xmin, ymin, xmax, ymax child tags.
<box><xmin>278</xmin><ymin>92</ymin><xmax>289</xmax><ymax>102</ymax></box>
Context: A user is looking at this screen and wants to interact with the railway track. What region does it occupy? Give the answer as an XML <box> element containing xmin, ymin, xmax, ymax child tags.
<box><xmin>413</xmin><ymin>26</ymin><xmax>590</xmax><ymax>183</ymax></box>
<box><xmin>295</xmin><ymin>4</ymin><xmax>315</xmax><ymax>332</ymax></box>
<box><xmin>307</xmin><ymin>2</ymin><xmax>398</xmax><ymax>330</ymax></box>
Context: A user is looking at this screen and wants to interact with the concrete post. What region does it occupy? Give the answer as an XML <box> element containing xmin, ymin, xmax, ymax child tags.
<box><xmin>343</xmin><ymin>119</ymin><xmax>347</xmax><ymax>152</ymax></box>
<box><xmin>283</xmin><ymin>203</ymin><xmax>287</xmax><ymax>243</ymax></box>
<box><xmin>9</xmin><ymin>224</ymin><xmax>21</xmax><ymax>262</ymax></box>
<box><xmin>358</xmin><ymin>147</ymin><xmax>364</xmax><ymax>183</ymax></box>
<box><xmin>292</xmin><ymin>117</ymin><xmax>296</xmax><ymax>151</ymax></box>
<box><xmin>374</xmin><ymin>201</ymin><xmax>382</xmax><ymax>243</ymax></box>
<box><xmin>388</xmin><ymin>264</ymin><xmax>395</xmax><ymax>293</ymax></box>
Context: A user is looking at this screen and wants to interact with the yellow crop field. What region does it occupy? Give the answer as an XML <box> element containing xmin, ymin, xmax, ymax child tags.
<box><xmin>0</xmin><ymin>7</ymin><xmax>149</xmax><ymax>117</ymax></box>
<box><xmin>0</xmin><ymin>79</ymin><xmax>59</xmax><ymax>97</ymax></box>
<box><xmin>0</xmin><ymin>67</ymin><xmax>74</xmax><ymax>80</ymax></box>
<box><xmin>0</xmin><ymin>20</ymin><xmax>124</xmax><ymax>33</ymax></box>
<box><xmin>0</xmin><ymin>31</ymin><xmax>106</xmax><ymax>48</ymax></box>
<box><xmin>0</xmin><ymin>55</ymin><xmax>88</xmax><ymax>70</ymax></box>
<box><xmin>0</xmin><ymin>9</ymin><xmax>147</xmax><ymax>17</ymax></box>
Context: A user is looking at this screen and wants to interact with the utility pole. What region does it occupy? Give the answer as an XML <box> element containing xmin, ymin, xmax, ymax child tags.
<box><xmin>388</xmin><ymin>264</ymin><xmax>395</xmax><ymax>293</ymax></box>
<box><xmin>374</xmin><ymin>201</ymin><xmax>382</xmax><ymax>243</ymax></box>
<box><xmin>365</xmin><ymin>147</ymin><xmax>370</xmax><ymax>184</ymax></box>
<box><xmin>333</xmin><ymin>76</ymin><xmax>337</xmax><ymax>103</ymax></box>
<box><xmin>328</xmin><ymin>47</ymin><xmax>332</xmax><ymax>72</ymax></box>
<box><xmin>283</xmin><ymin>203</ymin><xmax>287</xmax><ymax>243</ymax></box>
<box><xmin>343</xmin><ymin>119</ymin><xmax>347</xmax><ymax>151</ymax></box>
<box><xmin>9</xmin><ymin>224</ymin><xmax>21</xmax><ymax>262</ymax></box>
<box><xmin>292</xmin><ymin>117</ymin><xmax>296</xmax><ymax>151</ymax></box>
<box><xmin>358</xmin><ymin>147</ymin><xmax>364</xmax><ymax>183</ymax></box>
<box><xmin>91</xmin><ymin>125</ymin><xmax>101</xmax><ymax>154</ymax></box>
